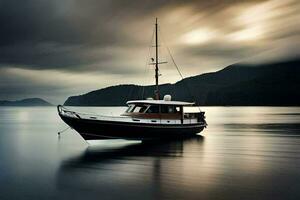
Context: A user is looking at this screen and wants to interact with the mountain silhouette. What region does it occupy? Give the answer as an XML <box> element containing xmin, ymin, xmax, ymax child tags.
<box><xmin>64</xmin><ymin>59</ymin><xmax>300</xmax><ymax>106</ymax></box>
<box><xmin>0</xmin><ymin>98</ymin><xmax>52</xmax><ymax>106</ymax></box>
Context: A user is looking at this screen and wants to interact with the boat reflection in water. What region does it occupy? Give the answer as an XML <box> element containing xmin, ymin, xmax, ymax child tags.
<box><xmin>56</xmin><ymin>136</ymin><xmax>204</xmax><ymax>199</ymax></box>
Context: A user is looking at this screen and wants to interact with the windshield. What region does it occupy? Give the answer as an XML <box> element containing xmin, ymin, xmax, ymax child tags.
<box><xmin>126</xmin><ymin>104</ymin><xmax>149</xmax><ymax>113</ymax></box>
<box><xmin>126</xmin><ymin>105</ymin><xmax>135</xmax><ymax>113</ymax></box>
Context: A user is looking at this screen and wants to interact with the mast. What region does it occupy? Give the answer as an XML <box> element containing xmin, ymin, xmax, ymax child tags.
<box><xmin>155</xmin><ymin>18</ymin><xmax>159</xmax><ymax>100</ymax></box>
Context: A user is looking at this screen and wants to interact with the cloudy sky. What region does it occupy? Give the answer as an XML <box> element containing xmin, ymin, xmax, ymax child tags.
<box><xmin>0</xmin><ymin>0</ymin><xmax>299</xmax><ymax>103</ymax></box>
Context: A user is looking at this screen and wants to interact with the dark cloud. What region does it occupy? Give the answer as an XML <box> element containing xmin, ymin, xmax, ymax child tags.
<box><xmin>181</xmin><ymin>42</ymin><xmax>258</xmax><ymax>58</ymax></box>
<box><xmin>0</xmin><ymin>0</ymin><xmax>120</xmax><ymax>46</ymax></box>
<box><xmin>0</xmin><ymin>43</ymin><xmax>112</xmax><ymax>70</ymax></box>
<box><xmin>0</xmin><ymin>0</ymin><xmax>299</xmax><ymax>103</ymax></box>
<box><xmin>0</xmin><ymin>0</ymin><xmax>270</xmax><ymax>70</ymax></box>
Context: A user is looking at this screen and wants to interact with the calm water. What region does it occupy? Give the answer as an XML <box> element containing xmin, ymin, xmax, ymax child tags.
<box><xmin>0</xmin><ymin>106</ymin><xmax>300</xmax><ymax>200</ymax></box>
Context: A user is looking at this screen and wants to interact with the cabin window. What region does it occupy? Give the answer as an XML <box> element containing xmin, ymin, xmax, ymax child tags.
<box><xmin>161</xmin><ymin>105</ymin><xmax>178</xmax><ymax>113</ymax></box>
<box><xmin>184</xmin><ymin>113</ymin><xmax>196</xmax><ymax>119</ymax></box>
<box><xmin>146</xmin><ymin>105</ymin><xmax>159</xmax><ymax>113</ymax></box>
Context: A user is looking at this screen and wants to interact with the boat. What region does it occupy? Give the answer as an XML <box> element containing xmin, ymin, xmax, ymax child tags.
<box><xmin>57</xmin><ymin>18</ymin><xmax>207</xmax><ymax>141</ymax></box>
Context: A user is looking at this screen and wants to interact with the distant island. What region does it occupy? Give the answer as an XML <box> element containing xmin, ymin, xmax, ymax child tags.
<box><xmin>64</xmin><ymin>59</ymin><xmax>300</xmax><ymax>106</ymax></box>
<box><xmin>0</xmin><ymin>98</ymin><xmax>53</xmax><ymax>106</ymax></box>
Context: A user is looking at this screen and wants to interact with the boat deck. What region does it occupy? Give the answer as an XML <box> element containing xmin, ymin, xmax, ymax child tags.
<box><xmin>58</xmin><ymin>105</ymin><xmax>200</xmax><ymax>125</ymax></box>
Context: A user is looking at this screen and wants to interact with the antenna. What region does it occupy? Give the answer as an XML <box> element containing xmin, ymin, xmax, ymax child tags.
<box><xmin>155</xmin><ymin>18</ymin><xmax>159</xmax><ymax>100</ymax></box>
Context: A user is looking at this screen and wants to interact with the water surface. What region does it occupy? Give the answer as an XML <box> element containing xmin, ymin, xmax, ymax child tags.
<box><xmin>0</xmin><ymin>107</ymin><xmax>300</xmax><ymax>199</ymax></box>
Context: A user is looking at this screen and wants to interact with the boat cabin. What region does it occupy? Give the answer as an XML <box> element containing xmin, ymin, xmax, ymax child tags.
<box><xmin>122</xmin><ymin>97</ymin><xmax>204</xmax><ymax>124</ymax></box>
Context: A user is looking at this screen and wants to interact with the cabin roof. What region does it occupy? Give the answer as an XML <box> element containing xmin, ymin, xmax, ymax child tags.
<box><xmin>126</xmin><ymin>100</ymin><xmax>195</xmax><ymax>106</ymax></box>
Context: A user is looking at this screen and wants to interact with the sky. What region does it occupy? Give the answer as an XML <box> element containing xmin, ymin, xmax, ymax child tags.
<box><xmin>0</xmin><ymin>0</ymin><xmax>299</xmax><ymax>104</ymax></box>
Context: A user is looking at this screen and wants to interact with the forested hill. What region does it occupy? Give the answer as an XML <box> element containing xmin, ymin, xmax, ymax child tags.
<box><xmin>64</xmin><ymin>59</ymin><xmax>300</xmax><ymax>106</ymax></box>
<box><xmin>0</xmin><ymin>98</ymin><xmax>52</xmax><ymax>106</ymax></box>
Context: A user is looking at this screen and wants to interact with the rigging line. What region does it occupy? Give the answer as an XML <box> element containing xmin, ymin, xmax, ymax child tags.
<box><xmin>142</xmin><ymin>44</ymin><xmax>153</xmax><ymax>99</ymax></box>
<box><xmin>158</xmin><ymin>28</ymin><xmax>185</xmax><ymax>81</ymax></box>
<box><xmin>128</xmin><ymin>85</ymin><xmax>135</xmax><ymax>100</ymax></box>
<box><xmin>166</xmin><ymin>45</ymin><xmax>196</xmax><ymax>103</ymax></box>
<box><xmin>159</xmin><ymin>28</ymin><xmax>201</xmax><ymax>110</ymax></box>
<box><xmin>141</xmin><ymin>26</ymin><xmax>155</xmax><ymax>99</ymax></box>
<box><xmin>58</xmin><ymin>126</ymin><xmax>71</xmax><ymax>136</ymax></box>
<box><xmin>125</xmin><ymin>83</ymin><xmax>134</xmax><ymax>102</ymax></box>
<box><xmin>166</xmin><ymin>46</ymin><xmax>184</xmax><ymax>79</ymax></box>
